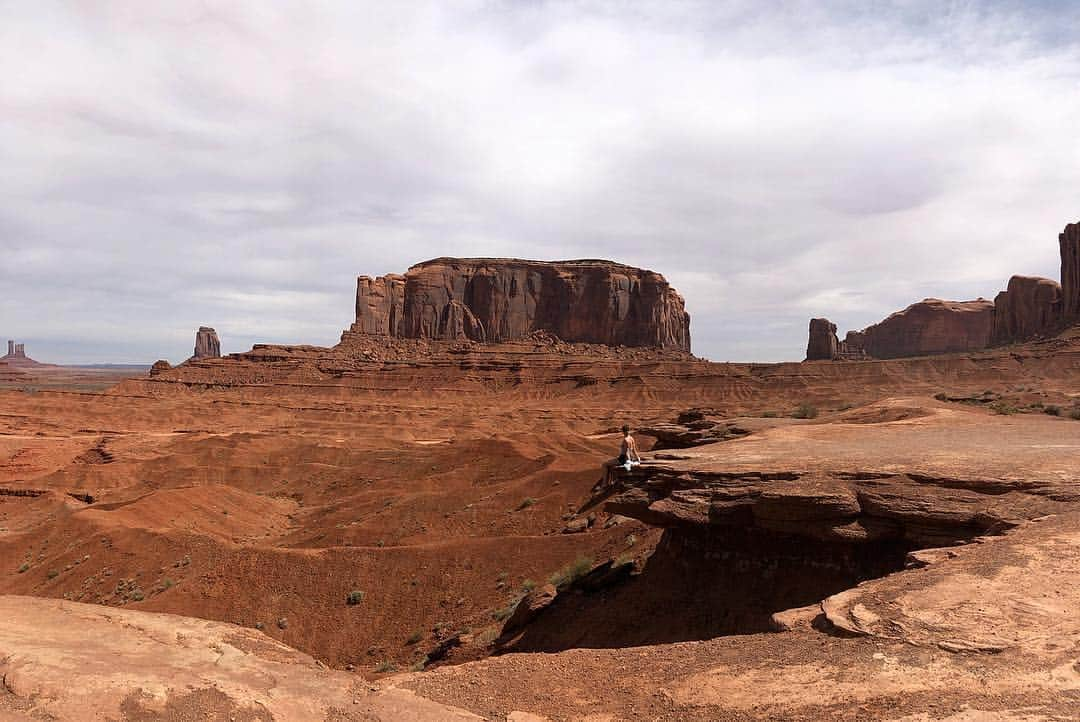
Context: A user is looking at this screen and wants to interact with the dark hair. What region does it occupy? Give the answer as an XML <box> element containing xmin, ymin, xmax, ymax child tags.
<box><xmin>622</xmin><ymin>424</ymin><xmax>630</xmax><ymax>433</ymax></box>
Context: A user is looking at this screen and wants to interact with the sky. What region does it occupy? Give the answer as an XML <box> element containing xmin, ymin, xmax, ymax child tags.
<box><xmin>3</xmin><ymin>1</ymin><xmax>1080</xmax><ymax>364</ymax></box>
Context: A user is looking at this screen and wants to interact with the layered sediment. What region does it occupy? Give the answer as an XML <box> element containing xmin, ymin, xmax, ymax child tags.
<box><xmin>808</xmin><ymin>221</ymin><xmax>1078</xmax><ymax>360</ymax></box>
<box><xmin>351</xmin><ymin>258</ymin><xmax>691</xmax><ymax>351</ymax></box>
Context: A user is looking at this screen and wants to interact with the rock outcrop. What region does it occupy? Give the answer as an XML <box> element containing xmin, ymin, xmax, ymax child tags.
<box><xmin>808</xmin><ymin>220</ymin><xmax>1080</xmax><ymax>360</ymax></box>
<box><xmin>2</xmin><ymin>341</ymin><xmax>41</xmax><ymax>367</ymax></box>
<box><xmin>192</xmin><ymin>327</ymin><xmax>221</xmax><ymax>359</ymax></box>
<box><xmin>351</xmin><ymin>258</ymin><xmax>691</xmax><ymax>351</ymax></box>
<box><xmin>1062</xmin><ymin>222</ymin><xmax>1080</xmax><ymax>322</ymax></box>
<box><xmin>845</xmin><ymin>299</ymin><xmax>995</xmax><ymax>360</ymax></box>
<box><xmin>991</xmin><ymin>275</ymin><xmax>1062</xmax><ymax>345</ymax></box>
<box><xmin>354</xmin><ymin>274</ymin><xmax>405</xmax><ymax>336</ymax></box>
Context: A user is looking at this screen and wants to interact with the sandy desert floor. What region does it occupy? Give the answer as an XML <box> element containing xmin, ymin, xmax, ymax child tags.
<box><xmin>1</xmin><ymin>332</ymin><xmax>1079</xmax><ymax>719</ymax></box>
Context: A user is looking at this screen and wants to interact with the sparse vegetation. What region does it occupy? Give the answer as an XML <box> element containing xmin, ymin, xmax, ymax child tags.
<box><xmin>989</xmin><ymin>401</ymin><xmax>1020</xmax><ymax>415</ymax></box>
<box><xmin>1044</xmin><ymin>405</ymin><xmax>1062</xmax><ymax>416</ymax></box>
<box><xmin>1070</xmin><ymin>407</ymin><xmax>1080</xmax><ymax>420</ymax></box>
<box><xmin>374</xmin><ymin>660</ymin><xmax>398</xmax><ymax>673</ymax></box>
<box><xmin>347</xmin><ymin>590</ymin><xmax>365</xmax><ymax>606</ymax></box>
<box><xmin>792</xmin><ymin>403</ymin><xmax>819</xmax><ymax>419</ymax></box>
<box><xmin>548</xmin><ymin>555</ymin><xmax>595</xmax><ymax>588</ymax></box>
<box><xmin>515</xmin><ymin>497</ymin><xmax>537</xmax><ymax>511</ymax></box>
<box><xmin>47</xmin><ymin>569</ymin><xmax>59</xmax><ymax>579</ymax></box>
<box><xmin>17</xmin><ymin>562</ymin><xmax>30</xmax><ymax>573</ymax></box>
<box><xmin>409</xmin><ymin>656</ymin><xmax>429</xmax><ymax>672</ymax></box>
<box><xmin>405</xmin><ymin>630</ymin><xmax>424</xmax><ymax>645</ymax></box>
<box><xmin>521</xmin><ymin>578</ymin><xmax>537</xmax><ymax>592</ymax></box>
<box><xmin>129</xmin><ymin>589</ymin><xmax>145</xmax><ymax>602</ymax></box>
<box><xmin>761</xmin><ymin>410</ymin><xmax>778</xmax><ymax>418</ymax></box>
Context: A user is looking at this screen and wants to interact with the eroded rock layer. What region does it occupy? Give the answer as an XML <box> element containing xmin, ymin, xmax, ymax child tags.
<box><xmin>354</xmin><ymin>258</ymin><xmax>691</xmax><ymax>351</ymax></box>
<box><xmin>1062</xmin><ymin>222</ymin><xmax>1080</xmax><ymax>322</ymax></box>
<box><xmin>992</xmin><ymin>275</ymin><xmax>1062</xmax><ymax>345</ymax></box>
<box><xmin>193</xmin><ymin>327</ymin><xmax>221</xmax><ymax>359</ymax></box>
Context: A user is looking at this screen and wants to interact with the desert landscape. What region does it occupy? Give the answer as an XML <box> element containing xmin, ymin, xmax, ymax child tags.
<box><xmin>1</xmin><ymin>227</ymin><xmax>1079</xmax><ymax>720</ymax></box>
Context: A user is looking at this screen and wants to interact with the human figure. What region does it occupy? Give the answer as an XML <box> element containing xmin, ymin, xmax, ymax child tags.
<box><xmin>618</xmin><ymin>424</ymin><xmax>641</xmax><ymax>469</ymax></box>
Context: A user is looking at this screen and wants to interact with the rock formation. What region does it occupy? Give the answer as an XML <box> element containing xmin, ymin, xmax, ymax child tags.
<box><xmin>354</xmin><ymin>274</ymin><xmax>405</xmax><ymax>336</ymax></box>
<box><xmin>991</xmin><ymin>275</ymin><xmax>1062</xmax><ymax>345</ymax></box>
<box><xmin>805</xmin><ymin>319</ymin><xmax>839</xmax><ymax>361</ymax></box>
<box><xmin>1062</xmin><ymin>222</ymin><xmax>1080</xmax><ymax>322</ymax></box>
<box><xmin>2</xmin><ymin>340</ymin><xmax>40</xmax><ymax>366</ymax></box>
<box><xmin>192</xmin><ymin>327</ymin><xmax>221</xmax><ymax>359</ymax></box>
<box><xmin>349</xmin><ymin>258</ymin><xmax>691</xmax><ymax>351</ymax></box>
<box><xmin>807</xmin><ymin>219</ymin><xmax>1080</xmax><ymax>360</ymax></box>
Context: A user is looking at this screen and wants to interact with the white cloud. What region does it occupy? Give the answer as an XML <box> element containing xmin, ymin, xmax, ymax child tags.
<box><xmin>2</xmin><ymin>1</ymin><xmax>1079</xmax><ymax>362</ymax></box>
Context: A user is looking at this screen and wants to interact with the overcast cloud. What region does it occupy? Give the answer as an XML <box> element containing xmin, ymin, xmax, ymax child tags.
<box><xmin>3</xmin><ymin>1</ymin><xmax>1080</xmax><ymax>363</ymax></box>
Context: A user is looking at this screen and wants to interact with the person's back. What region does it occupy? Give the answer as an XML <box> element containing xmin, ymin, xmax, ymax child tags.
<box><xmin>619</xmin><ymin>425</ymin><xmax>640</xmax><ymax>467</ymax></box>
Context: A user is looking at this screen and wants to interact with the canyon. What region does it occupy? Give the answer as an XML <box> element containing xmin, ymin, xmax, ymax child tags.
<box><xmin>1</xmin><ymin>253</ymin><xmax>1079</xmax><ymax>720</ymax></box>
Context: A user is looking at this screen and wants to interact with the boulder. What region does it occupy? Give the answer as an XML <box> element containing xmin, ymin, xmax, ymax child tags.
<box><xmin>353</xmin><ymin>258</ymin><xmax>691</xmax><ymax>351</ymax></box>
<box><xmin>193</xmin><ymin>327</ymin><xmax>221</xmax><ymax>359</ymax></box>
<box><xmin>991</xmin><ymin>275</ymin><xmax>1062</xmax><ymax>344</ymax></box>
<box><xmin>500</xmin><ymin>584</ymin><xmax>558</xmax><ymax>635</ymax></box>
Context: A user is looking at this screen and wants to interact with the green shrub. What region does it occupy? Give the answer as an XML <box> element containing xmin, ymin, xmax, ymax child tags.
<box><xmin>374</xmin><ymin>661</ymin><xmax>398</xmax><ymax>673</ymax></box>
<box><xmin>521</xmin><ymin>578</ymin><xmax>537</xmax><ymax>592</ymax></box>
<box><xmin>47</xmin><ymin>570</ymin><xmax>59</xmax><ymax>579</ymax></box>
<box><xmin>792</xmin><ymin>403</ymin><xmax>819</xmax><ymax>419</ymax></box>
<box><xmin>515</xmin><ymin>497</ymin><xmax>537</xmax><ymax>511</ymax></box>
<box><xmin>405</xmin><ymin>630</ymin><xmax>424</xmax><ymax>645</ymax></box>
<box><xmin>347</xmin><ymin>590</ymin><xmax>364</xmax><ymax>606</ymax></box>
<box><xmin>761</xmin><ymin>410</ymin><xmax>778</xmax><ymax>418</ymax></box>
<box><xmin>17</xmin><ymin>562</ymin><xmax>29</xmax><ymax>574</ymax></box>
<box><xmin>548</xmin><ymin>555</ymin><xmax>595</xmax><ymax>588</ymax></box>
<box><xmin>1044</xmin><ymin>405</ymin><xmax>1062</xmax><ymax>416</ymax></box>
<box><xmin>989</xmin><ymin>401</ymin><xmax>1020</xmax><ymax>415</ymax></box>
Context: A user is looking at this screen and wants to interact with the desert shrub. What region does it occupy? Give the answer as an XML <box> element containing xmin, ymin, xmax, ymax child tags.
<box><xmin>475</xmin><ymin>626</ymin><xmax>500</xmax><ymax>645</ymax></box>
<box><xmin>47</xmin><ymin>569</ymin><xmax>59</xmax><ymax>579</ymax></box>
<box><xmin>515</xmin><ymin>497</ymin><xmax>537</xmax><ymax>511</ymax></box>
<box><xmin>548</xmin><ymin>555</ymin><xmax>595</xmax><ymax>588</ymax></box>
<box><xmin>374</xmin><ymin>661</ymin><xmax>398</xmax><ymax>673</ymax></box>
<box><xmin>347</xmin><ymin>590</ymin><xmax>364</xmax><ymax>606</ymax></box>
<box><xmin>761</xmin><ymin>410</ymin><xmax>778</xmax><ymax>418</ymax></box>
<box><xmin>17</xmin><ymin>562</ymin><xmax>29</xmax><ymax>573</ymax></box>
<box><xmin>521</xmin><ymin>578</ymin><xmax>537</xmax><ymax>591</ymax></box>
<box><xmin>792</xmin><ymin>403</ymin><xmax>819</xmax><ymax>419</ymax></box>
<box><xmin>405</xmin><ymin>630</ymin><xmax>424</xmax><ymax>645</ymax></box>
<box><xmin>129</xmin><ymin>589</ymin><xmax>145</xmax><ymax>601</ymax></box>
<box><xmin>989</xmin><ymin>401</ymin><xmax>1020</xmax><ymax>415</ymax></box>
<box><xmin>409</xmin><ymin>656</ymin><xmax>429</xmax><ymax>672</ymax></box>
<box><xmin>1070</xmin><ymin>407</ymin><xmax>1080</xmax><ymax>420</ymax></box>
<box><xmin>1044</xmin><ymin>405</ymin><xmax>1062</xmax><ymax>416</ymax></box>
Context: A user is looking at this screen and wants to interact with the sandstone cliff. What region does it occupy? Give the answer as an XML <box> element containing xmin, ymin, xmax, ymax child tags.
<box><xmin>807</xmin><ymin>220</ymin><xmax>1079</xmax><ymax>360</ymax></box>
<box><xmin>354</xmin><ymin>274</ymin><xmax>405</xmax><ymax>336</ymax></box>
<box><xmin>1062</xmin><ymin>223</ymin><xmax>1080</xmax><ymax>322</ymax></box>
<box><xmin>991</xmin><ymin>275</ymin><xmax>1062</xmax><ymax>345</ymax></box>
<box><xmin>193</xmin><ymin>327</ymin><xmax>221</xmax><ymax>359</ymax></box>
<box><xmin>351</xmin><ymin>258</ymin><xmax>691</xmax><ymax>351</ymax></box>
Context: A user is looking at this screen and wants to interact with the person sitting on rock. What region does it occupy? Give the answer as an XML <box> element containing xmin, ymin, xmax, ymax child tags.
<box><xmin>618</xmin><ymin>425</ymin><xmax>641</xmax><ymax>471</ymax></box>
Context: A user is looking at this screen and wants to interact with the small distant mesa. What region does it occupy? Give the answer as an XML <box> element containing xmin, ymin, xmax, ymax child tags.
<box><xmin>1</xmin><ymin>340</ymin><xmax>42</xmax><ymax>367</ymax></box>
<box><xmin>807</xmin><ymin>221</ymin><xmax>1080</xmax><ymax>360</ymax></box>
<box><xmin>349</xmin><ymin>258</ymin><xmax>691</xmax><ymax>351</ymax></box>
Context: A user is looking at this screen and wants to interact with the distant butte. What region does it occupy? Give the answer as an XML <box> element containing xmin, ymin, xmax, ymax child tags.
<box><xmin>1</xmin><ymin>340</ymin><xmax>44</xmax><ymax>367</ymax></box>
<box><xmin>352</xmin><ymin>258</ymin><xmax>691</xmax><ymax>352</ymax></box>
<box><xmin>808</xmin><ymin>220</ymin><xmax>1080</xmax><ymax>360</ymax></box>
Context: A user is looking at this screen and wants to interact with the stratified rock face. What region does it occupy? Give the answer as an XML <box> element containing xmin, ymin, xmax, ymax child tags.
<box><xmin>354</xmin><ymin>274</ymin><xmax>405</xmax><ymax>336</ymax></box>
<box><xmin>806</xmin><ymin>318</ymin><xmax>839</xmax><ymax>360</ymax></box>
<box><xmin>356</xmin><ymin>258</ymin><xmax>691</xmax><ymax>351</ymax></box>
<box><xmin>843</xmin><ymin>299</ymin><xmax>995</xmax><ymax>359</ymax></box>
<box><xmin>1062</xmin><ymin>223</ymin><xmax>1080</xmax><ymax>322</ymax></box>
<box><xmin>193</xmin><ymin>327</ymin><xmax>221</xmax><ymax>359</ymax></box>
<box><xmin>991</xmin><ymin>275</ymin><xmax>1062</xmax><ymax>345</ymax></box>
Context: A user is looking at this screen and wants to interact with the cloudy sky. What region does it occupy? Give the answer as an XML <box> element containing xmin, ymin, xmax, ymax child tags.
<box><xmin>3</xmin><ymin>1</ymin><xmax>1080</xmax><ymax>364</ymax></box>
